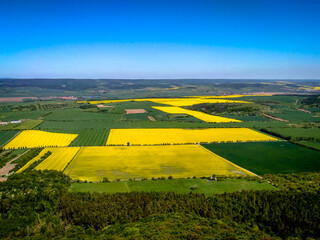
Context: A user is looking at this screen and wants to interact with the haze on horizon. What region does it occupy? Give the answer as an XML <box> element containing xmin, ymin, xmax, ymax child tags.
<box><xmin>0</xmin><ymin>0</ymin><xmax>320</xmax><ymax>79</ymax></box>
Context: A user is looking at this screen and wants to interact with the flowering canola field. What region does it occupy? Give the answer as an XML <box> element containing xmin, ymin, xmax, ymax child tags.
<box><xmin>64</xmin><ymin>145</ymin><xmax>254</xmax><ymax>181</ymax></box>
<box><xmin>152</xmin><ymin>106</ymin><xmax>240</xmax><ymax>122</ymax></box>
<box><xmin>17</xmin><ymin>147</ymin><xmax>80</xmax><ymax>173</ymax></box>
<box><xmin>79</xmin><ymin>96</ymin><xmax>251</xmax><ymax>107</ymax></box>
<box><xmin>106</xmin><ymin>128</ymin><xmax>278</xmax><ymax>145</ymax></box>
<box><xmin>3</xmin><ymin>130</ymin><xmax>78</xmax><ymax>149</ymax></box>
<box><xmin>35</xmin><ymin>147</ymin><xmax>80</xmax><ymax>171</ymax></box>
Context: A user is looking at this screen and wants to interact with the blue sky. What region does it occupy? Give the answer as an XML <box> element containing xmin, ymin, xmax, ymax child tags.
<box><xmin>0</xmin><ymin>0</ymin><xmax>319</xmax><ymax>79</ymax></box>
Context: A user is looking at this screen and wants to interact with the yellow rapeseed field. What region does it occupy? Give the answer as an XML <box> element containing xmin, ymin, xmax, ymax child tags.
<box><xmin>64</xmin><ymin>145</ymin><xmax>254</xmax><ymax>181</ymax></box>
<box><xmin>17</xmin><ymin>147</ymin><xmax>80</xmax><ymax>173</ymax></box>
<box><xmin>106</xmin><ymin>128</ymin><xmax>278</xmax><ymax>145</ymax></box>
<box><xmin>152</xmin><ymin>106</ymin><xmax>241</xmax><ymax>122</ymax></box>
<box><xmin>16</xmin><ymin>148</ymin><xmax>47</xmax><ymax>173</ymax></box>
<box><xmin>3</xmin><ymin>130</ymin><xmax>78</xmax><ymax>149</ymax></box>
<box><xmin>146</xmin><ymin>98</ymin><xmax>250</xmax><ymax>106</ymax></box>
<box><xmin>35</xmin><ymin>147</ymin><xmax>80</xmax><ymax>171</ymax></box>
<box><xmin>79</xmin><ymin>97</ymin><xmax>250</xmax><ymax>107</ymax></box>
<box><xmin>187</xmin><ymin>94</ymin><xmax>272</xmax><ymax>98</ymax></box>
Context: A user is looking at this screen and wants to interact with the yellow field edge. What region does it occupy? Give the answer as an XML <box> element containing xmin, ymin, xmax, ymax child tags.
<box><xmin>197</xmin><ymin>145</ymin><xmax>259</xmax><ymax>177</ymax></box>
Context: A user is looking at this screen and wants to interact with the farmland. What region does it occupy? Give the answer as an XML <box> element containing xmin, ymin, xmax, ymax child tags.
<box><xmin>69</xmin><ymin>129</ymin><xmax>109</xmax><ymax>146</ymax></box>
<box><xmin>1</xmin><ymin>80</ymin><xmax>320</xmax><ymax>239</ymax></box>
<box><xmin>64</xmin><ymin>145</ymin><xmax>253</xmax><ymax>182</ymax></box>
<box><xmin>70</xmin><ymin>178</ymin><xmax>276</xmax><ymax>195</ymax></box>
<box><xmin>263</xmin><ymin>127</ymin><xmax>320</xmax><ymax>141</ymax></box>
<box><xmin>203</xmin><ymin>141</ymin><xmax>320</xmax><ymax>174</ymax></box>
<box><xmin>153</xmin><ymin>106</ymin><xmax>241</xmax><ymax>122</ymax></box>
<box><xmin>82</xmin><ymin>97</ymin><xmax>251</xmax><ymax>107</ymax></box>
<box><xmin>3</xmin><ymin>130</ymin><xmax>78</xmax><ymax>149</ymax></box>
<box><xmin>0</xmin><ymin>87</ymin><xmax>319</xmax><ymax>188</ymax></box>
<box><xmin>106</xmin><ymin>128</ymin><xmax>278</xmax><ymax>145</ymax></box>
<box><xmin>0</xmin><ymin>131</ymin><xmax>19</xmax><ymax>147</ymax></box>
<box><xmin>13</xmin><ymin>119</ymin><xmax>43</xmax><ymax>130</ymax></box>
<box><xmin>35</xmin><ymin>147</ymin><xmax>80</xmax><ymax>171</ymax></box>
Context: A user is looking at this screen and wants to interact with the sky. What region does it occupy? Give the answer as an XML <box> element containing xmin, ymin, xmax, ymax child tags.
<box><xmin>0</xmin><ymin>0</ymin><xmax>320</xmax><ymax>79</ymax></box>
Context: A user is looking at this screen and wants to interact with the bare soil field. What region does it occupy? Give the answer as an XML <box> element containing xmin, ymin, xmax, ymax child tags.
<box><xmin>125</xmin><ymin>109</ymin><xmax>147</xmax><ymax>114</ymax></box>
<box><xmin>97</xmin><ymin>104</ymin><xmax>113</xmax><ymax>108</ymax></box>
<box><xmin>0</xmin><ymin>97</ymin><xmax>37</xmax><ymax>102</ymax></box>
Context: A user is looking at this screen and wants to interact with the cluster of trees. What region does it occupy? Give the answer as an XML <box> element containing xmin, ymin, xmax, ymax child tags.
<box><xmin>264</xmin><ymin>172</ymin><xmax>320</xmax><ymax>191</ymax></box>
<box><xmin>9</xmin><ymin>148</ymin><xmax>42</xmax><ymax>173</ymax></box>
<box><xmin>10</xmin><ymin>102</ymin><xmax>77</xmax><ymax>112</ymax></box>
<box><xmin>260</xmin><ymin>128</ymin><xmax>320</xmax><ymax>148</ymax></box>
<box><xmin>0</xmin><ymin>150</ymin><xmax>17</xmax><ymax>169</ymax></box>
<box><xmin>188</xmin><ymin>102</ymin><xmax>269</xmax><ymax>117</ymax></box>
<box><xmin>301</xmin><ymin>95</ymin><xmax>320</xmax><ymax>107</ymax></box>
<box><xmin>0</xmin><ymin>170</ymin><xmax>320</xmax><ymax>239</ymax></box>
<box><xmin>23</xmin><ymin>151</ymin><xmax>52</xmax><ymax>172</ymax></box>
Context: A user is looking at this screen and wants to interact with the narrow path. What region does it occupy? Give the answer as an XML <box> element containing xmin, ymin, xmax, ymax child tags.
<box><xmin>124</xmin><ymin>181</ymin><xmax>130</xmax><ymax>192</ymax></box>
<box><xmin>297</xmin><ymin>108</ymin><xmax>312</xmax><ymax>114</ymax></box>
<box><xmin>0</xmin><ymin>149</ymin><xmax>31</xmax><ymax>176</ymax></box>
<box><xmin>263</xmin><ymin>114</ymin><xmax>288</xmax><ymax>122</ymax></box>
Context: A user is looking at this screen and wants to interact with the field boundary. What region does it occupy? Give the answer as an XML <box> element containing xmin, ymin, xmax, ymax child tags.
<box><xmin>198</xmin><ymin>145</ymin><xmax>260</xmax><ymax>178</ymax></box>
<box><xmin>0</xmin><ymin>131</ymin><xmax>21</xmax><ymax>148</ymax></box>
<box><xmin>63</xmin><ymin>147</ymin><xmax>83</xmax><ymax>173</ymax></box>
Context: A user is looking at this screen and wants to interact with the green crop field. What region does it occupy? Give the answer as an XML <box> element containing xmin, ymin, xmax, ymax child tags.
<box><xmin>69</xmin><ymin>178</ymin><xmax>276</xmax><ymax>196</ymax></box>
<box><xmin>35</xmin><ymin>118</ymin><xmax>290</xmax><ymax>132</ymax></box>
<box><xmin>0</xmin><ymin>131</ymin><xmax>19</xmax><ymax>147</ymax></box>
<box><xmin>43</xmin><ymin>108</ymin><xmax>124</xmax><ymax>121</ymax></box>
<box><xmin>221</xmin><ymin>114</ymin><xmax>270</xmax><ymax>122</ymax></box>
<box><xmin>241</xmin><ymin>95</ymin><xmax>306</xmax><ymax>106</ymax></box>
<box><xmin>69</xmin><ymin>129</ymin><xmax>109</xmax><ymax>146</ymax></box>
<box><xmin>0</xmin><ymin>110</ymin><xmax>49</xmax><ymax>121</ymax></box>
<box><xmin>13</xmin><ymin>119</ymin><xmax>43</xmax><ymax>130</ymax></box>
<box><xmin>203</xmin><ymin>141</ymin><xmax>320</xmax><ymax>175</ymax></box>
<box><xmin>265</xmin><ymin>127</ymin><xmax>320</xmax><ymax>140</ymax></box>
<box><xmin>272</xmin><ymin>107</ymin><xmax>318</xmax><ymax>122</ymax></box>
<box><xmin>0</xmin><ymin>123</ymin><xmax>20</xmax><ymax>130</ymax></box>
<box><xmin>298</xmin><ymin>141</ymin><xmax>320</xmax><ymax>150</ymax></box>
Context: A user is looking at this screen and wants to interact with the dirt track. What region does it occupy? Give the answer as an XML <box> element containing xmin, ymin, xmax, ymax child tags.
<box><xmin>263</xmin><ymin>114</ymin><xmax>288</xmax><ymax>122</ymax></box>
<box><xmin>0</xmin><ymin>149</ymin><xmax>30</xmax><ymax>177</ymax></box>
<box><xmin>148</xmin><ymin>116</ymin><xmax>156</xmax><ymax>121</ymax></box>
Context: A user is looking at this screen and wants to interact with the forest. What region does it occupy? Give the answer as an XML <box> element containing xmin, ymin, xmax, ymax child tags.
<box><xmin>0</xmin><ymin>170</ymin><xmax>319</xmax><ymax>239</ymax></box>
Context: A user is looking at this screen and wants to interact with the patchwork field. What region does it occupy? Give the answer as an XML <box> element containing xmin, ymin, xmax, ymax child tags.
<box><xmin>17</xmin><ymin>147</ymin><xmax>80</xmax><ymax>172</ymax></box>
<box><xmin>203</xmin><ymin>142</ymin><xmax>320</xmax><ymax>175</ymax></box>
<box><xmin>16</xmin><ymin>148</ymin><xmax>47</xmax><ymax>173</ymax></box>
<box><xmin>13</xmin><ymin>119</ymin><xmax>43</xmax><ymax>130</ymax></box>
<box><xmin>81</xmin><ymin>97</ymin><xmax>251</xmax><ymax>107</ymax></box>
<box><xmin>69</xmin><ymin>129</ymin><xmax>109</xmax><ymax>146</ymax></box>
<box><xmin>0</xmin><ymin>110</ymin><xmax>49</xmax><ymax>122</ymax></box>
<box><xmin>265</xmin><ymin>127</ymin><xmax>320</xmax><ymax>140</ymax></box>
<box><xmin>64</xmin><ymin>145</ymin><xmax>254</xmax><ymax>182</ymax></box>
<box><xmin>153</xmin><ymin>106</ymin><xmax>241</xmax><ymax>122</ymax></box>
<box><xmin>106</xmin><ymin>128</ymin><xmax>278</xmax><ymax>145</ymax></box>
<box><xmin>3</xmin><ymin>130</ymin><xmax>78</xmax><ymax>149</ymax></box>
